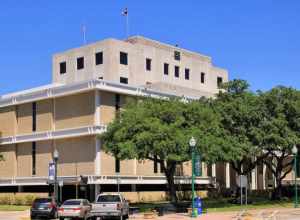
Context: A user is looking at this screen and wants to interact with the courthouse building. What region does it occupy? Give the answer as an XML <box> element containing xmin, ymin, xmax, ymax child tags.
<box><xmin>0</xmin><ymin>36</ymin><xmax>282</xmax><ymax>201</ymax></box>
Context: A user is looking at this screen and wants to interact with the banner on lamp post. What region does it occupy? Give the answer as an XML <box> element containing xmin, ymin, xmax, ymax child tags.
<box><xmin>48</xmin><ymin>162</ymin><xmax>55</xmax><ymax>184</ymax></box>
<box><xmin>194</xmin><ymin>153</ymin><xmax>202</xmax><ymax>177</ymax></box>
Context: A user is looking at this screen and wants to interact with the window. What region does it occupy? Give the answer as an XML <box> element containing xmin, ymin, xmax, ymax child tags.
<box><xmin>32</xmin><ymin>102</ymin><xmax>36</xmax><ymax>132</ymax></box>
<box><xmin>185</xmin><ymin>68</ymin><xmax>190</xmax><ymax>80</ymax></box>
<box><xmin>115</xmin><ymin>94</ymin><xmax>121</xmax><ymax>111</ymax></box>
<box><xmin>217</xmin><ymin>77</ymin><xmax>223</xmax><ymax>88</ymax></box>
<box><xmin>120</xmin><ymin>52</ymin><xmax>128</xmax><ymax>65</ymax></box>
<box><xmin>32</xmin><ymin>142</ymin><xmax>36</xmax><ymax>175</ymax></box>
<box><xmin>77</xmin><ymin>57</ymin><xmax>84</xmax><ymax>70</ymax></box>
<box><xmin>154</xmin><ymin>155</ymin><xmax>158</xmax><ymax>173</ymax></box>
<box><xmin>174</xmin><ymin>51</ymin><xmax>181</xmax><ymax>61</ymax></box>
<box><xmin>164</xmin><ymin>63</ymin><xmax>169</xmax><ymax>75</ymax></box>
<box><xmin>201</xmin><ymin>72</ymin><xmax>205</xmax><ymax>84</ymax></box>
<box><xmin>120</xmin><ymin>77</ymin><xmax>128</xmax><ymax>84</ymax></box>
<box><xmin>95</xmin><ymin>52</ymin><xmax>103</xmax><ymax>65</ymax></box>
<box><xmin>174</xmin><ymin>66</ymin><xmax>180</xmax><ymax>78</ymax></box>
<box><xmin>146</xmin><ymin>58</ymin><xmax>151</xmax><ymax>71</ymax></box>
<box><xmin>59</xmin><ymin>62</ymin><xmax>66</xmax><ymax>74</ymax></box>
<box><xmin>115</xmin><ymin>157</ymin><xmax>120</xmax><ymax>173</ymax></box>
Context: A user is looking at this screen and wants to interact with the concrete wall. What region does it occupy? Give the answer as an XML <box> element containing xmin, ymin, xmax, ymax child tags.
<box><xmin>16</xmin><ymin>142</ymin><xmax>32</xmax><ymax>177</ymax></box>
<box><xmin>0</xmin><ymin>106</ymin><xmax>17</xmax><ymax>137</ymax></box>
<box><xmin>36</xmin><ymin>100</ymin><xmax>53</xmax><ymax>132</ymax></box>
<box><xmin>52</xmin><ymin>36</ymin><xmax>228</xmax><ymax>96</ymax></box>
<box><xmin>55</xmin><ymin>92</ymin><xmax>95</xmax><ymax>130</ymax></box>
<box><xmin>0</xmin><ymin>144</ymin><xmax>17</xmax><ymax>177</ymax></box>
<box><xmin>17</xmin><ymin>103</ymin><xmax>32</xmax><ymax>134</ymax></box>
<box><xmin>55</xmin><ymin>136</ymin><xmax>95</xmax><ymax>176</ymax></box>
<box><xmin>36</xmin><ymin>141</ymin><xmax>53</xmax><ymax>176</ymax></box>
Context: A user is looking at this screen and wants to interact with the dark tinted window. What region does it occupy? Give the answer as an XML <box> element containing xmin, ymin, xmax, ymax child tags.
<box><xmin>120</xmin><ymin>77</ymin><xmax>128</xmax><ymax>84</ymax></box>
<box><xmin>201</xmin><ymin>72</ymin><xmax>205</xmax><ymax>84</ymax></box>
<box><xmin>164</xmin><ymin>63</ymin><xmax>169</xmax><ymax>75</ymax></box>
<box><xmin>34</xmin><ymin>198</ymin><xmax>52</xmax><ymax>204</ymax></box>
<box><xmin>63</xmin><ymin>200</ymin><xmax>81</xmax><ymax>206</ymax></box>
<box><xmin>185</xmin><ymin>68</ymin><xmax>190</xmax><ymax>80</ymax></box>
<box><xmin>217</xmin><ymin>77</ymin><xmax>223</xmax><ymax>88</ymax></box>
<box><xmin>120</xmin><ymin>52</ymin><xmax>128</xmax><ymax>65</ymax></box>
<box><xmin>154</xmin><ymin>155</ymin><xmax>158</xmax><ymax>173</ymax></box>
<box><xmin>174</xmin><ymin>66</ymin><xmax>180</xmax><ymax>78</ymax></box>
<box><xmin>115</xmin><ymin>157</ymin><xmax>120</xmax><ymax>173</ymax></box>
<box><xmin>32</xmin><ymin>142</ymin><xmax>36</xmax><ymax>175</ymax></box>
<box><xmin>60</xmin><ymin>62</ymin><xmax>66</xmax><ymax>74</ymax></box>
<box><xmin>174</xmin><ymin>51</ymin><xmax>180</xmax><ymax>61</ymax></box>
<box><xmin>97</xmin><ymin>195</ymin><xmax>121</xmax><ymax>203</ymax></box>
<box><xmin>32</xmin><ymin>102</ymin><xmax>36</xmax><ymax>132</ymax></box>
<box><xmin>77</xmin><ymin>57</ymin><xmax>84</xmax><ymax>70</ymax></box>
<box><xmin>95</xmin><ymin>52</ymin><xmax>103</xmax><ymax>65</ymax></box>
<box><xmin>146</xmin><ymin>58</ymin><xmax>151</xmax><ymax>71</ymax></box>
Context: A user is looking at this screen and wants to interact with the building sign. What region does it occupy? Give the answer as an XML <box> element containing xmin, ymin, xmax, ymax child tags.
<box><xmin>194</xmin><ymin>154</ymin><xmax>202</xmax><ymax>177</ymax></box>
<box><xmin>48</xmin><ymin>162</ymin><xmax>55</xmax><ymax>183</ymax></box>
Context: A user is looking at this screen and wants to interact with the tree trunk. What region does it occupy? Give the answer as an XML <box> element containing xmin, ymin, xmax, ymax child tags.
<box><xmin>272</xmin><ymin>177</ymin><xmax>283</xmax><ymax>200</ymax></box>
<box><xmin>164</xmin><ymin>161</ymin><xmax>177</xmax><ymax>203</ymax></box>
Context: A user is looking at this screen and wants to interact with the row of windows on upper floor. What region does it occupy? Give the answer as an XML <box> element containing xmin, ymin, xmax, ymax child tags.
<box><xmin>59</xmin><ymin>51</ymin><xmax>223</xmax><ymax>87</ymax></box>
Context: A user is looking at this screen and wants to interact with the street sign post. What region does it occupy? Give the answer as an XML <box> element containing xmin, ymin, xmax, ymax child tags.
<box><xmin>237</xmin><ymin>175</ymin><xmax>248</xmax><ymax>206</ymax></box>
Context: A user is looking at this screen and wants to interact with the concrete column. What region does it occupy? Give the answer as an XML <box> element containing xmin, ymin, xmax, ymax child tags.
<box><xmin>226</xmin><ymin>163</ymin><xmax>230</xmax><ymax>188</ymax></box>
<box><xmin>18</xmin><ymin>186</ymin><xmax>23</xmax><ymax>192</ymax></box>
<box><xmin>263</xmin><ymin>164</ymin><xmax>266</xmax><ymax>190</ymax></box>
<box><xmin>94</xmin><ymin>90</ymin><xmax>101</xmax><ymax>126</ymax></box>
<box><xmin>95</xmin><ymin>138</ymin><xmax>101</xmax><ymax>176</ymax></box>
<box><xmin>251</xmin><ymin>166</ymin><xmax>257</xmax><ymax>190</ymax></box>
<box><xmin>212</xmin><ymin>163</ymin><xmax>216</xmax><ymax>178</ymax></box>
<box><xmin>202</xmin><ymin>162</ymin><xmax>207</xmax><ymax>177</ymax></box>
<box><xmin>95</xmin><ymin>184</ymin><xmax>101</xmax><ymax>199</ymax></box>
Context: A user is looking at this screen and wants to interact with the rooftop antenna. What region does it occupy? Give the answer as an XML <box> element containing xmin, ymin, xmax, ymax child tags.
<box><xmin>122</xmin><ymin>7</ymin><xmax>129</xmax><ymax>38</ymax></box>
<box><xmin>81</xmin><ymin>23</ymin><xmax>87</xmax><ymax>45</ymax></box>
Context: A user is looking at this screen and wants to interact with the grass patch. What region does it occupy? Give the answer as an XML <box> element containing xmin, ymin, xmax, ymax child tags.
<box><xmin>131</xmin><ymin>198</ymin><xmax>294</xmax><ymax>213</ymax></box>
<box><xmin>0</xmin><ymin>205</ymin><xmax>30</xmax><ymax>211</ymax></box>
<box><xmin>203</xmin><ymin>198</ymin><xmax>293</xmax><ymax>213</ymax></box>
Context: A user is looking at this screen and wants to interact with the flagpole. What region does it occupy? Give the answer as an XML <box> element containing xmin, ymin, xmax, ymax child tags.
<box><xmin>126</xmin><ymin>13</ymin><xmax>129</xmax><ymax>38</ymax></box>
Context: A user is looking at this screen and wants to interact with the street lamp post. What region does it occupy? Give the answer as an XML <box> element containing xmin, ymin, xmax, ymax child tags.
<box><xmin>189</xmin><ymin>137</ymin><xmax>197</xmax><ymax>218</ymax></box>
<box><xmin>53</xmin><ymin>149</ymin><xmax>59</xmax><ymax>204</ymax></box>
<box><xmin>292</xmin><ymin>145</ymin><xmax>298</xmax><ymax>208</ymax></box>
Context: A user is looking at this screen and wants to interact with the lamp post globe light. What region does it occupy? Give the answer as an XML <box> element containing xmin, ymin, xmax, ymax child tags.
<box><xmin>53</xmin><ymin>149</ymin><xmax>59</xmax><ymax>204</ymax></box>
<box><xmin>292</xmin><ymin>145</ymin><xmax>298</xmax><ymax>208</ymax></box>
<box><xmin>189</xmin><ymin>137</ymin><xmax>197</xmax><ymax>217</ymax></box>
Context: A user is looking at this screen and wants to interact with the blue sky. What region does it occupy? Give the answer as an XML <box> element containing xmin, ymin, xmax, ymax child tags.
<box><xmin>0</xmin><ymin>0</ymin><xmax>299</xmax><ymax>95</ymax></box>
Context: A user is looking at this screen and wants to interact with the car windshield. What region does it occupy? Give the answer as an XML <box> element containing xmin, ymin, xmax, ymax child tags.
<box><xmin>97</xmin><ymin>195</ymin><xmax>121</xmax><ymax>202</ymax></box>
<box><xmin>63</xmin><ymin>200</ymin><xmax>81</xmax><ymax>206</ymax></box>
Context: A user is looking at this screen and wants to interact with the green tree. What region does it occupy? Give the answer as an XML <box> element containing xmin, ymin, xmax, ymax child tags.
<box><xmin>100</xmin><ymin>97</ymin><xmax>223</xmax><ymax>203</ymax></box>
<box><xmin>260</xmin><ymin>86</ymin><xmax>300</xmax><ymax>199</ymax></box>
<box><xmin>214</xmin><ymin>79</ymin><xmax>268</xmax><ymax>176</ymax></box>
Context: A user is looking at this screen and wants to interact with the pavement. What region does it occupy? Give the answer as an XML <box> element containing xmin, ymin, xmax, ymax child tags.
<box><xmin>1</xmin><ymin>208</ymin><xmax>300</xmax><ymax>220</ymax></box>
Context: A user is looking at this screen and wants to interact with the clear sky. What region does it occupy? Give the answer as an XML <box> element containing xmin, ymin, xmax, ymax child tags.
<box><xmin>0</xmin><ymin>0</ymin><xmax>299</xmax><ymax>95</ymax></box>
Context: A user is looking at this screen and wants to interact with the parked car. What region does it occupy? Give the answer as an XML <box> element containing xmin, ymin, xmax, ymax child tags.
<box><xmin>89</xmin><ymin>193</ymin><xmax>129</xmax><ymax>219</ymax></box>
<box><xmin>30</xmin><ymin>197</ymin><xmax>58</xmax><ymax>219</ymax></box>
<box><xmin>58</xmin><ymin>199</ymin><xmax>91</xmax><ymax>220</ymax></box>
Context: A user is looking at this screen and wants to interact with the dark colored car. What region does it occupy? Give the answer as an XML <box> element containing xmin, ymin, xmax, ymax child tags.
<box><xmin>30</xmin><ymin>197</ymin><xmax>58</xmax><ymax>219</ymax></box>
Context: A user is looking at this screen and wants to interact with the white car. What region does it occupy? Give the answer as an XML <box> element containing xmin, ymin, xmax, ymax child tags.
<box><xmin>58</xmin><ymin>199</ymin><xmax>91</xmax><ymax>220</ymax></box>
<box><xmin>89</xmin><ymin>193</ymin><xmax>129</xmax><ymax>220</ymax></box>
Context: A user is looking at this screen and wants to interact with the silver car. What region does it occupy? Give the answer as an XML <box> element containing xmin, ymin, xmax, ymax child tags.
<box><xmin>58</xmin><ymin>199</ymin><xmax>91</xmax><ymax>220</ymax></box>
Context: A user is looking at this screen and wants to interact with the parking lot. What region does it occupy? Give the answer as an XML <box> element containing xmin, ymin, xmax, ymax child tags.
<box><xmin>2</xmin><ymin>209</ymin><xmax>300</xmax><ymax>220</ymax></box>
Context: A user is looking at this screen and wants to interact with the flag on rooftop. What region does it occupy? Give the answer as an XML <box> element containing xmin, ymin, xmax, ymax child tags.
<box><xmin>122</xmin><ymin>7</ymin><xmax>128</xmax><ymax>16</ymax></box>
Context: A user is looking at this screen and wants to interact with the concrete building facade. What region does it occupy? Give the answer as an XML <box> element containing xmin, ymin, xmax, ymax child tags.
<box><xmin>0</xmin><ymin>36</ymin><xmax>284</xmax><ymax>202</ymax></box>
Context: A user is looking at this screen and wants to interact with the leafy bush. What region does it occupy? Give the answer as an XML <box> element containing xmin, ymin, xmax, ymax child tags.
<box><xmin>0</xmin><ymin>194</ymin><xmax>37</xmax><ymax>206</ymax></box>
